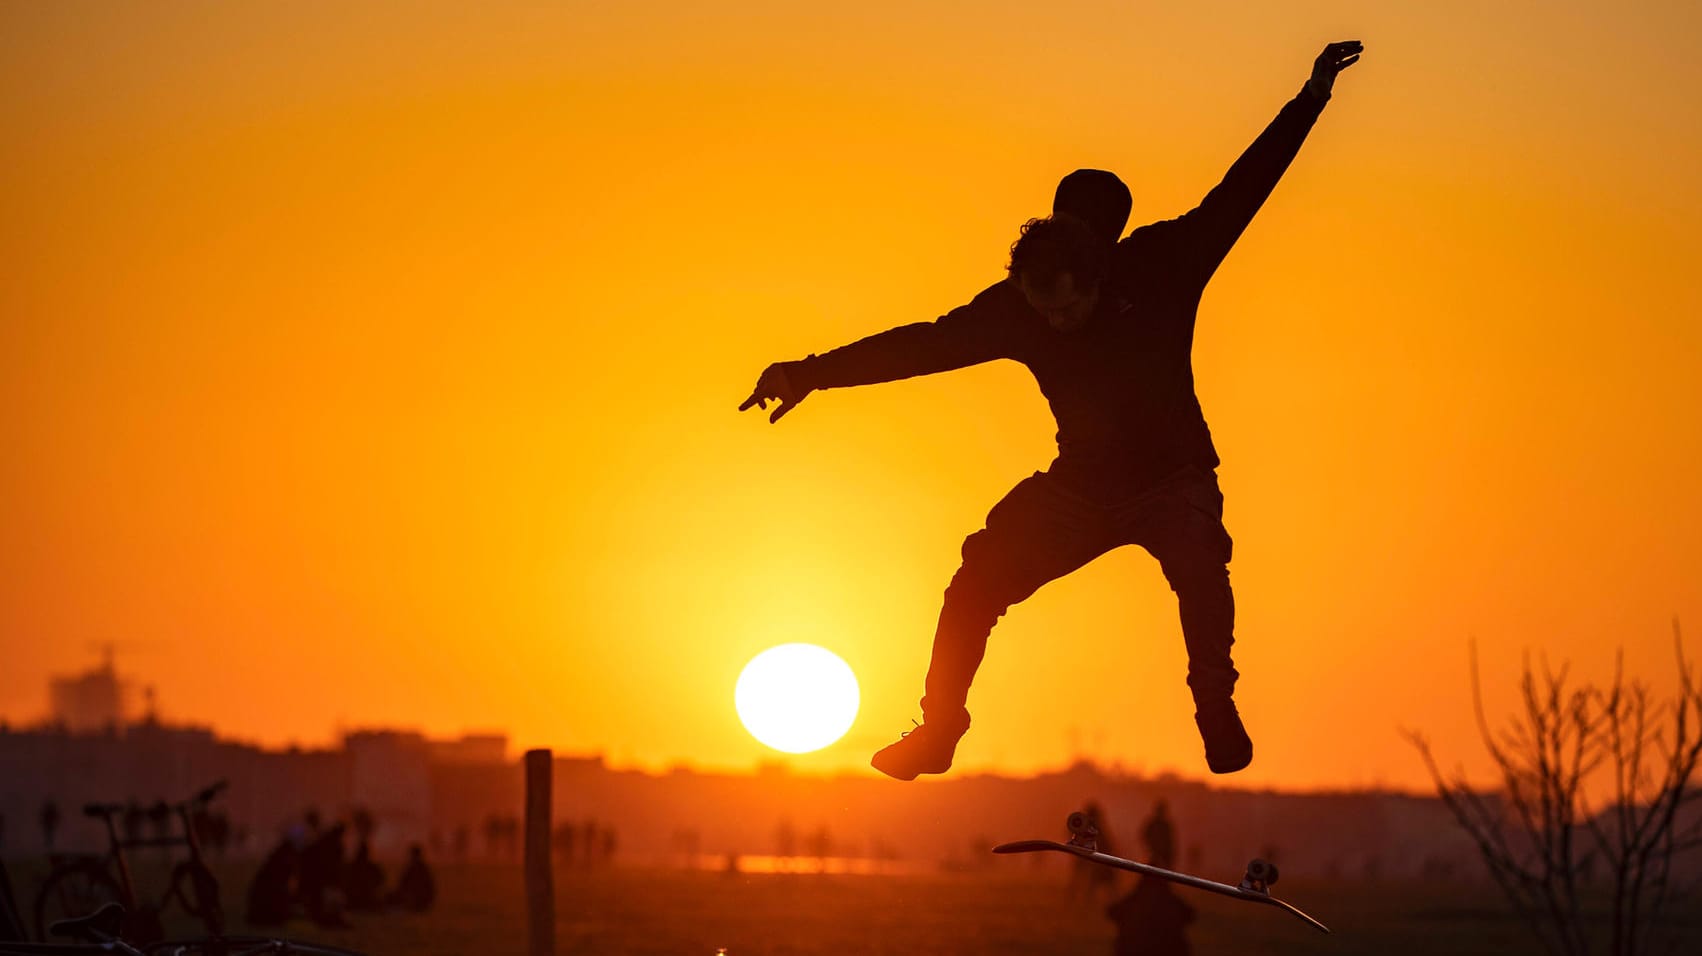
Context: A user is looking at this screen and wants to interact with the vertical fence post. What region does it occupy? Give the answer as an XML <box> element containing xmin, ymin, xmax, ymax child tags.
<box><xmin>524</xmin><ymin>748</ymin><xmax>555</xmax><ymax>956</ymax></box>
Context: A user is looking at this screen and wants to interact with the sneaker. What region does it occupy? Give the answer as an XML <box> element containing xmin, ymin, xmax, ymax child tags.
<box><xmin>871</xmin><ymin>716</ymin><xmax>970</xmax><ymax>781</ymax></box>
<box><xmin>1195</xmin><ymin>699</ymin><xmax>1253</xmax><ymax>774</ymax></box>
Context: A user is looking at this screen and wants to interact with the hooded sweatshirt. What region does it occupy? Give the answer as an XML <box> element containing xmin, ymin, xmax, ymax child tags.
<box><xmin>792</xmin><ymin>87</ymin><xmax>1329</xmax><ymax>501</ymax></box>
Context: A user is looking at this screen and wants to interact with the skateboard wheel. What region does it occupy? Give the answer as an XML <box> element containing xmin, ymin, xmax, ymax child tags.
<box><xmin>1066</xmin><ymin>812</ymin><xmax>1091</xmax><ymax>835</ymax></box>
<box><xmin>1246</xmin><ymin>859</ymin><xmax>1278</xmax><ymax>886</ymax></box>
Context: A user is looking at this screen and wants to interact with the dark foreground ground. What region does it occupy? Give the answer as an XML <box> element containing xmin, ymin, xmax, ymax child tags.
<box><xmin>12</xmin><ymin>860</ymin><xmax>1702</xmax><ymax>955</ymax></box>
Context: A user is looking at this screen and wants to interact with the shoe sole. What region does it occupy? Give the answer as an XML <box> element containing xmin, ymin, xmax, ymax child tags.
<box><xmin>871</xmin><ymin>762</ymin><xmax>922</xmax><ymax>782</ymax></box>
<box><xmin>1207</xmin><ymin>747</ymin><xmax>1253</xmax><ymax>774</ymax></box>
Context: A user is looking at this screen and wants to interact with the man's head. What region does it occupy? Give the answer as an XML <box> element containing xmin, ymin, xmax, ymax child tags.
<box><xmin>1008</xmin><ymin>215</ymin><xmax>1106</xmax><ymax>332</ymax></box>
<box><xmin>1053</xmin><ymin>169</ymin><xmax>1132</xmax><ymax>243</ymax></box>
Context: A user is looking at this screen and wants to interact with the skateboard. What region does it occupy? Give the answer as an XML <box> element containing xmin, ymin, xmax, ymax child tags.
<box><xmin>992</xmin><ymin>812</ymin><xmax>1330</xmax><ymax>934</ymax></box>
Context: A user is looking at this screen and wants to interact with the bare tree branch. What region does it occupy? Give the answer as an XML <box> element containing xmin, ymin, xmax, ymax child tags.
<box><xmin>1410</xmin><ymin>625</ymin><xmax>1702</xmax><ymax>956</ymax></box>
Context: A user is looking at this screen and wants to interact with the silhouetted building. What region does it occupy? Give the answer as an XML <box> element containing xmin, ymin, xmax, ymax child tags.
<box><xmin>49</xmin><ymin>656</ymin><xmax>130</xmax><ymax>733</ymax></box>
<box><xmin>346</xmin><ymin>730</ymin><xmax>434</xmax><ymax>852</ymax></box>
<box><xmin>428</xmin><ymin>733</ymin><xmax>507</xmax><ymax>765</ymax></box>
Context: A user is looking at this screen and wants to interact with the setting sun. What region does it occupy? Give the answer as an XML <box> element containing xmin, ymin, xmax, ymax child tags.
<box><xmin>734</xmin><ymin>644</ymin><xmax>860</xmax><ymax>754</ymax></box>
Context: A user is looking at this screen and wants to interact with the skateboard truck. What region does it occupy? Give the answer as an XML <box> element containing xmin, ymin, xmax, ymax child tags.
<box><xmin>1238</xmin><ymin>858</ymin><xmax>1279</xmax><ymax>895</ymax></box>
<box><xmin>1065</xmin><ymin>811</ymin><xmax>1100</xmax><ymax>851</ymax></box>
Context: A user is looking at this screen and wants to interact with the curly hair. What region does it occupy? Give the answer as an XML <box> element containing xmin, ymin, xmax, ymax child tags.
<box><xmin>1006</xmin><ymin>215</ymin><xmax>1109</xmax><ymax>289</ymax></box>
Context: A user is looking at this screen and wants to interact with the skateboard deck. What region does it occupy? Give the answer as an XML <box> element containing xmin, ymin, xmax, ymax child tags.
<box><xmin>993</xmin><ymin>813</ymin><xmax>1329</xmax><ymax>934</ymax></box>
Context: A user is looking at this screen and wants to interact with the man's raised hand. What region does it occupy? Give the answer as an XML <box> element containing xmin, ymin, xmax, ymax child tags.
<box><xmin>1307</xmin><ymin>40</ymin><xmax>1363</xmax><ymax>101</ymax></box>
<box><xmin>739</xmin><ymin>361</ymin><xmax>810</xmax><ymax>423</ymax></box>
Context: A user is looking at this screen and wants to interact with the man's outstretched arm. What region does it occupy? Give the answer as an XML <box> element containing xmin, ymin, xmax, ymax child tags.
<box><xmin>1169</xmin><ymin>40</ymin><xmax>1363</xmax><ymax>283</ymax></box>
<box><xmin>739</xmin><ymin>282</ymin><xmax>1026</xmax><ymax>423</ymax></box>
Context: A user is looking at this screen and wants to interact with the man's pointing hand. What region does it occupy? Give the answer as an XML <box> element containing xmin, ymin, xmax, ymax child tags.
<box><xmin>739</xmin><ymin>361</ymin><xmax>811</xmax><ymax>423</ymax></box>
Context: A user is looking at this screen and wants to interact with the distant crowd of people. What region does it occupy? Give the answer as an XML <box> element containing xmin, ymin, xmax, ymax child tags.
<box><xmin>551</xmin><ymin>818</ymin><xmax>619</xmax><ymax>867</ymax></box>
<box><xmin>246</xmin><ymin>808</ymin><xmax>435</xmax><ymax>930</ymax></box>
<box><xmin>464</xmin><ymin>813</ymin><xmax>617</xmax><ymax>867</ymax></box>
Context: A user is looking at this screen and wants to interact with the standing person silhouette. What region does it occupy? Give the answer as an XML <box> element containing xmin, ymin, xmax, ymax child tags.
<box><xmin>741</xmin><ymin>41</ymin><xmax>1363</xmax><ymax>780</ymax></box>
<box><xmin>1106</xmin><ymin>800</ymin><xmax>1195</xmax><ymax>956</ymax></box>
<box><xmin>1142</xmin><ymin>799</ymin><xmax>1177</xmax><ymax>870</ymax></box>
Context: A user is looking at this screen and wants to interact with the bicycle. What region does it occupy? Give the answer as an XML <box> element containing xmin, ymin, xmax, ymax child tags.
<box><xmin>32</xmin><ymin>783</ymin><xmax>228</xmax><ymax>943</ymax></box>
<box><xmin>0</xmin><ymin>903</ymin><xmax>366</xmax><ymax>956</ymax></box>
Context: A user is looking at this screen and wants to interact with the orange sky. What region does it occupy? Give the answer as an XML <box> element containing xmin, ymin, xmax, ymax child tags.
<box><xmin>2</xmin><ymin>1</ymin><xmax>1699</xmax><ymax>792</ymax></box>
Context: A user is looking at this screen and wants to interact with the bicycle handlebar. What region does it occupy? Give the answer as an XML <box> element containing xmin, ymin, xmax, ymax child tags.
<box><xmin>83</xmin><ymin>780</ymin><xmax>227</xmax><ymax>823</ymax></box>
<box><xmin>170</xmin><ymin>781</ymin><xmax>229</xmax><ymax>813</ymax></box>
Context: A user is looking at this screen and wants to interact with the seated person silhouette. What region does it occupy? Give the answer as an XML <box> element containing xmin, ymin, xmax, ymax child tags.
<box><xmin>387</xmin><ymin>844</ymin><xmax>436</xmax><ymax>912</ymax></box>
<box><xmin>297</xmin><ymin>822</ymin><xmax>351</xmax><ymax>928</ymax></box>
<box><xmin>245</xmin><ymin>833</ymin><xmax>301</xmax><ymax>927</ymax></box>
<box><xmin>344</xmin><ymin>837</ymin><xmax>386</xmax><ymax>912</ymax></box>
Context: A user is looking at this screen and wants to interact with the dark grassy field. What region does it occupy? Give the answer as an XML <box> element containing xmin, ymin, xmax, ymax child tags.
<box><xmin>13</xmin><ymin>860</ymin><xmax>1702</xmax><ymax>954</ymax></box>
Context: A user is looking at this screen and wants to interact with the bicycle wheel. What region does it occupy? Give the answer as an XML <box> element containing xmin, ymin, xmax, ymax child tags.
<box><xmin>1</xmin><ymin>943</ymin><xmax>141</xmax><ymax>954</ymax></box>
<box><xmin>165</xmin><ymin>863</ymin><xmax>223</xmax><ymax>937</ymax></box>
<box><xmin>31</xmin><ymin>862</ymin><xmax>122</xmax><ymax>943</ymax></box>
<box><xmin>145</xmin><ymin>939</ymin><xmax>368</xmax><ymax>956</ymax></box>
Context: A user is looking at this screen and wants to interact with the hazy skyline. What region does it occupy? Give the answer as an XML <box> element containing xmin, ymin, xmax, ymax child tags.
<box><xmin>3</xmin><ymin>1</ymin><xmax>1699</xmax><ymax>791</ymax></box>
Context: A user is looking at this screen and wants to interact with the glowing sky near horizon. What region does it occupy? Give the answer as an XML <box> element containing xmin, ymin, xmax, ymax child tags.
<box><xmin>2</xmin><ymin>0</ymin><xmax>1699</xmax><ymax>791</ymax></box>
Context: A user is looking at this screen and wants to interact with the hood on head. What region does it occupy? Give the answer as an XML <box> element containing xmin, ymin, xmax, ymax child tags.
<box><xmin>1053</xmin><ymin>169</ymin><xmax>1132</xmax><ymax>243</ymax></box>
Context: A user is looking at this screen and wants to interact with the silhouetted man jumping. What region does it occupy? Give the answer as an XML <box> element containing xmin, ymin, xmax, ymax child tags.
<box><xmin>741</xmin><ymin>41</ymin><xmax>1363</xmax><ymax>780</ymax></box>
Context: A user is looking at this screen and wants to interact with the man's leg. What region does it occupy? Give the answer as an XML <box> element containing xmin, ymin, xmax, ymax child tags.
<box><xmin>1120</xmin><ymin>467</ymin><xmax>1251</xmax><ymax>773</ymax></box>
<box><xmin>874</xmin><ymin>473</ymin><xmax>1111</xmax><ymax>780</ymax></box>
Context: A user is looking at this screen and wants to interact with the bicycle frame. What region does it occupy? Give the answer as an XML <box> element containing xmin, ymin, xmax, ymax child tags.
<box><xmin>37</xmin><ymin>783</ymin><xmax>228</xmax><ymax>941</ymax></box>
<box><xmin>110</xmin><ymin>786</ymin><xmax>221</xmax><ymax>905</ymax></box>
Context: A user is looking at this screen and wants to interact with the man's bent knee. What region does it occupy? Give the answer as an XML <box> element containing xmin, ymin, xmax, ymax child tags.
<box><xmin>938</xmin><ymin>574</ymin><xmax>1013</xmax><ymax>636</ymax></box>
<box><xmin>1161</xmin><ymin>560</ymin><xmax>1230</xmax><ymax>595</ymax></box>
